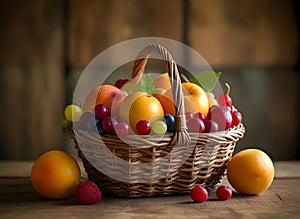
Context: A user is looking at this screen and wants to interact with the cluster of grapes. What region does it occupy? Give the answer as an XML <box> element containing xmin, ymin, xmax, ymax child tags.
<box><xmin>64</xmin><ymin>101</ymin><xmax>242</xmax><ymax>137</ymax></box>
<box><xmin>186</xmin><ymin>106</ymin><xmax>242</xmax><ymax>133</ymax></box>
<box><xmin>75</xmin><ymin>103</ymin><xmax>175</xmax><ymax>136</ymax></box>
<box><xmin>63</xmin><ymin>84</ymin><xmax>242</xmax><ymax>136</ymax></box>
<box><xmin>188</xmin><ymin>89</ymin><xmax>243</xmax><ymax>133</ymax></box>
<box><xmin>76</xmin><ymin>104</ymin><xmax>126</xmax><ymax>136</ymax></box>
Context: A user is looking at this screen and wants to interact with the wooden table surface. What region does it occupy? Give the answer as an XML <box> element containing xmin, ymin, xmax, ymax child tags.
<box><xmin>0</xmin><ymin>161</ymin><xmax>300</xmax><ymax>219</ymax></box>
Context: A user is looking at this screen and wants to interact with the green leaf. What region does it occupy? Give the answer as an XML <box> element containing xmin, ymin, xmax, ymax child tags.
<box><xmin>140</xmin><ymin>74</ymin><xmax>155</xmax><ymax>94</ymax></box>
<box><xmin>190</xmin><ymin>71</ymin><xmax>221</xmax><ymax>92</ymax></box>
<box><xmin>121</xmin><ymin>82</ymin><xmax>141</xmax><ymax>94</ymax></box>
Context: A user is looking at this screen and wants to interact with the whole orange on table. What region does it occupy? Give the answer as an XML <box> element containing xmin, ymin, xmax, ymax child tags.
<box><xmin>31</xmin><ymin>150</ymin><xmax>81</xmax><ymax>199</ymax></box>
<box><xmin>227</xmin><ymin>148</ymin><xmax>275</xmax><ymax>195</ymax></box>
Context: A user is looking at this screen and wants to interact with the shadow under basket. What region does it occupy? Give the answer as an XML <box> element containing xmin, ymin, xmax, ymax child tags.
<box><xmin>64</xmin><ymin>123</ymin><xmax>245</xmax><ymax>198</ymax></box>
<box><xmin>64</xmin><ymin>44</ymin><xmax>245</xmax><ymax>197</ymax></box>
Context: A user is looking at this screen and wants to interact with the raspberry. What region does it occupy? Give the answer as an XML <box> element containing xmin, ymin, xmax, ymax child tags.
<box><xmin>190</xmin><ymin>185</ymin><xmax>208</xmax><ymax>203</ymax></box>
<box><xmin>216</xmin><ymin>185</ymin><xmax>232</xmax><ymax>200</ymax></box>
<box><xmin>75</xmin><ymin>180</ymin><xmax>102</xmax><ymax>204</ymax></box>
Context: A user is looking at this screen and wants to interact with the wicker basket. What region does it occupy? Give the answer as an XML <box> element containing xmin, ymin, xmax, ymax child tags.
<box><xmin>64</xmin><ymin>44</ymin><xmax>245</xmax><ymax>197</ymax></box>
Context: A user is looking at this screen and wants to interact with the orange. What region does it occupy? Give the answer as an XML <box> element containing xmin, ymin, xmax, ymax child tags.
<box><xmin>31</xmin><ymin>150</ymin><xmax>81</xmax><ymax>199</ymax></box>
<box><xmin>118</xmin><ymin>91</ymin><xmax>164</xmax><ymax>131</ymax></box>
<box><xmin>153</xmin><ymin>93</ymin><xmax>175</xmax><ymax>115</ymax></box>
<box><xmin>153</xmin><ymin>72</ymin><xmax>171</xmax><ymax>92</ymax></box>
<box><xmin>227</xmin><ymin>149</ymin><xmax>275</xmax><ymax>195</ymax></box>
<box><xmin>160</xmin><ymin>82</ymin><xmax>209</xmax><ymax>116</ymax></box>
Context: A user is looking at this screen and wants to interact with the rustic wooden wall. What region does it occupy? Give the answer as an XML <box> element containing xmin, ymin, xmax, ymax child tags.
<box><xmin>0</xmin><ymin>0</ymin><xmax>66</xmax><ymax>159</ymax></box>
<box><xmin>188</xmin><ymin>0</ymin><xmax>298</xmax><ymax>67</ymax></box>
<box><xmin>67</xmin><ymin>0</ymin><xmax>183</xmax><ymax>68</ymax></box>
<box><xmin>0</xmin><ymin>0</ymin><xmax>299</xmax><ymax>160</ymax></box>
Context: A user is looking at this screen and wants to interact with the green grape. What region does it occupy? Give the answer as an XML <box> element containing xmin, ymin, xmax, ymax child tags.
<box><xmin>152</xmin><ymin>120</ymin><xmax>167</xmax><ymax>135</ymax></box>
<box><xmin>61</xmin><ymin>119</ymin><xmax>71</xmax><ymax>128</ymax></box>
<box><xmin>64</xmin><ymin>104</ymin><xmax>83</xmax><ymax>122</ymax></box>
<box><xmin>206</xmin><ymin>92</ymin><xmax>215</xmax><ymax>99</ymax></box>
<box><xmin>206</xmin><ymin>92</ymin><xmax>218</xmax><ymax>108</ymax></box>
<box><xmin>121</xmin><ymin>82</ymin><xmax>140</xmax><ymax>94</ymax></box>
<box><xmin>208</xmin><ymin>97</ymin><xmax>218</xmax><ymax>107</ymax></box>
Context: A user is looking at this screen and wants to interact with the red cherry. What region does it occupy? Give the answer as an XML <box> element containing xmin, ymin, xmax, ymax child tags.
<box><xmin>218</xmin><ymin>83</ymin><xmax>232</xmax><ymax>106</ymax></box>
<box><xmin>136</xmin><ymin>120</ymin><xmax>151</xmax><ymax>135</ymax></box>
<box><xmin>114</xmin><ymin>79</ymin><xmax>129</xmax><ymax>89</ymax></box>
<box><xmin>231</xmin><ymin>110</ymin><xmax>242</xmax><ymax>127</ymax></box>
<box><xmin>207</xmin><ymin>106</ymin><xmax>232</xmax><ymax>131</ymax></box>
<box><xmin>216</xmin><ymin>185</ymin><xmax>232</xmax><ymax>200</ymax></box>
<box><xmin>218</xmin><ymin>94</ymin><xmax>232</xmax><ymax>106</ymax></box>
<box><xmin>191</xmin><ymin>185</ymin><xmax>208</xmax><ymax>203</ymax></box>
<box><xmin>115</xmin><ymin>121</ymin><xmax>130</xmax><ymax>136</ymax></box>
<box><xmin>227</xmin><ymin>105</ymin><xmax>237</xmax><ymax>112</ymax></box>
<box><xmin>204</xmin><ymin>120</ymin><xmax>218</xmax><ymax>133</ymax></box>
<box><xmin>185</xmin><ymin>112</ymin><xmax>194</xmax><ymax>123</ymax></box>
<box><xmin>188</xmin><ymin>118</ymin><xmax>205</xmax><ymax>133</ymax></box>
<box><xmin>94</xmin><ymin>104</ymin><xmax>110</xmax><ymax>120</ymax></box>
<box><xmin>102</xmin><ymin>116</ymin><xmax>117</xmax><ymax>133</ymax></box>
<box><xmin>193</xmin><ymin>112</ymin><xmax>207</xmax><ymax>123</ymax></box>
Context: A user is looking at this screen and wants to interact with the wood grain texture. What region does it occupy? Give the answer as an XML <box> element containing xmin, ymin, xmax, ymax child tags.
<box><xmin>217</xmin><ymin>68</ymin><xmax>299</xmax><ymax>160</ymax></box>
<box><xmin>188</xmin><ymin>0</ymin><xmax>298</xmax><ymax>68</ymax></box>
<box><xmin>0</xmin><ymin>177</ymin><xmax>299</xmax><ymax>218</ymax></box>
<box><xmin>67</xmin><ymin>0</ymin><xmax>183</xmax><ymax>67</ymax></box>
<box><xmin>0</xmin><ymin>0</ymin><xmax>66</xmax><ymax>159</ymax></box>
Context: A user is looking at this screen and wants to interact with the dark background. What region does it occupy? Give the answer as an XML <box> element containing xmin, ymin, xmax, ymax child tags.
<box><xmin>0</xmin><ymin>0</ymin><xmax>299</xmax><ymax>160</ymax></box>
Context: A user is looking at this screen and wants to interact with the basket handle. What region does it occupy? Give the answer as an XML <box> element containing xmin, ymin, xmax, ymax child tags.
<box><xmin>131</xmin><ymin>44</ymin><xmax>190</xmax><ymax>146</ymax></box>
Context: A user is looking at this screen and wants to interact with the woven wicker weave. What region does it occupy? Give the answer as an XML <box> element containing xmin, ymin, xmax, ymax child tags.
<box><xmin>64</xmin><ymin>44</ymin><xmax>245</xmax><ymax>197</ymax></box>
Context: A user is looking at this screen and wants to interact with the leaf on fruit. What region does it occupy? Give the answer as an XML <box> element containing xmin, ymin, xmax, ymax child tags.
<box><xmin>121</xmin><ymin>82</ymin><xmax>141</xmax><ymax>94</ymax></box>
<box><xmin>140</xmin><ymin>74</ymin><xmax>156</xmax><ymax>95</ymax></box>
<box><xmin>190</xmin><ymin>71</ymin><xmax>221</xmax><ymax>92</ymax></box>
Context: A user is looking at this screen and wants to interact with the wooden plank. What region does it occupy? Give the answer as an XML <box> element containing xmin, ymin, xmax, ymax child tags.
<box><xmin>188</xmin><ymin>0</ymin><xmax>298</xmax><ymax>68</ymax></box>
<box><xmin>67</xmin><ymin>0</ymin><xmax>183</xmax><ymax>67</ymax></box>
<box><xmin>0</xmin><ymin>177</ymin><xmax>299</xmax><ymax>218</ymax></box>
<box><xmin>0</xmin><ymin>0</ymin><xmax>66</xmax><ymax>159</ymax></box>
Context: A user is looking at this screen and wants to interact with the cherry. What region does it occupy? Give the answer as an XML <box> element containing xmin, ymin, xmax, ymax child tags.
<box><xmin>193</xmin><ymin>112</ymin><xmax>207</xmax><ymax>123</ymax></box>
<box><xmin>185</xmin><ymin>112</ymin><xmax>194</xmax><ymax>123</ymax></box>
<box><xmin>207</xmin><ymin>105</ymin><xmax>232</xmax><ymax>131</ymax></box>
<box><xmin>102</xmin><ymin>116</ymin><xmax>117</xmax><ymax>133</ymax></box>
<box><xmin>231</xmin><ymin>110</ymin><xmax>242</xmax><ymax>127</ymax></box>
<box><xmin>115</xmin><ymin>121</ymin><xmax>130</xmax><ymax>136</ymax></box>
<box><xmin>216</xmin><ymin>185</ymin><xmax>232</xmax><ymax>200</ymax></box>
<box><xmin>227</xmin><ymin>105</ymin><xmax>237</xmax><ymax>113</ymax></box>
<box><xmin>114</xmin><ymin>79</ymin><xmax>129</xmax><ymax>89</ymax></box>
<box><xmin>191</xmin><ymin>185</ymin><xmax>208</xmax><ymax>203</ymax></box>
<box><xmin>218</xmin><ymin>83</ymin><xmax>232</xmax><ymax>106</ymax></box>
<box><xmin>204</xmin><ymin>120</ymin><xmax>219</xmax><ymax>133</ymax></box>
<box><xmin>94</xmin><ymin>104</ymin><xmax>110</xmax><ymax>120</ymax></box>
<box><xmin>136</xmin><ymin>120</ymin><xmax>151</xmax><ymax>135</ymax></box>
<box><xmin>188</xmin><ymin>118</ymin><xmax>205</xmax><ymax>133</ymax></box>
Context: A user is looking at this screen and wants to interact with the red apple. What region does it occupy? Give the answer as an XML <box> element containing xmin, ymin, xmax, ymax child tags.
<box><xmin>83</xmin><ymin>85</ymin><xmax>126</xmax><ymax>114</ymax></box>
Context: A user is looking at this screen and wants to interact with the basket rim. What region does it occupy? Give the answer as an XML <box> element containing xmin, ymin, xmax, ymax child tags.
<box><xmin>65</xmin><ymin>122</ymin><xmax>245</xmax><ymax>150</ymax></box>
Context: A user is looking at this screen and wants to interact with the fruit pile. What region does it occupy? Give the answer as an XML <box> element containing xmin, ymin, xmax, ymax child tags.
<box><xmin>62</xmin><ymin>72</ymin><xmax>242</xmax><ymax>136</ymax></box>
